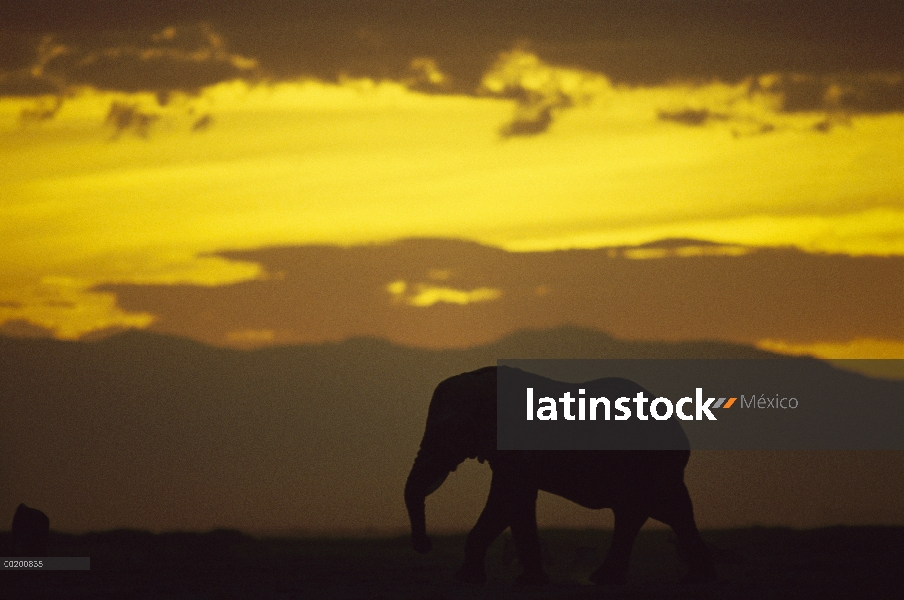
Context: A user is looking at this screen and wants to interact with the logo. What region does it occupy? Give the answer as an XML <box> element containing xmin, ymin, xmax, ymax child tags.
<box><xmin>525</xmin><ymin>388</ymin><xmax>737</xmax><ymax>421</ymax></box>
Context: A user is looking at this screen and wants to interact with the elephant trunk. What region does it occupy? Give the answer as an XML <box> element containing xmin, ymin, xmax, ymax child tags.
<box><xmin>404</xmin><ymin>452</ymin><xmax>451</xmax><ymax>554</ymax></box>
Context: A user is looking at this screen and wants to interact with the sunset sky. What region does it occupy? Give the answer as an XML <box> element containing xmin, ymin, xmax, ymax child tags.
<box><xmin>2</xmin><ymin>1</ymin><xmax>904</xmax><ymax>355</ymax></box>
<box><xmin>2</xmin><ymin>1</ymin><xmax>904</xmax><ymax>537</ymax></box>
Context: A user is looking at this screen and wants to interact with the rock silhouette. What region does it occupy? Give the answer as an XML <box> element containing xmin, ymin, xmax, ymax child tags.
<box><xmin>404</xmin><ymin>366</ymin><xmax>716</xmax><ymax>585</ymax></box>
<box><xmin>11</xmin><ymin>503</ymin><xmax>50</xmax><ymax>557</ymax></box>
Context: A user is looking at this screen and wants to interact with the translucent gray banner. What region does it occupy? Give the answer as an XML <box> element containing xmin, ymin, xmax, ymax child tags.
<box><xmin>497</xmin><ymin>359</ymin><xmax>904</xmax><ymax>450</ymax></box>
<box><xmin>1</xmin><ymin>557</ymin><xmax>90</xmax><ymax>570</ymax></box>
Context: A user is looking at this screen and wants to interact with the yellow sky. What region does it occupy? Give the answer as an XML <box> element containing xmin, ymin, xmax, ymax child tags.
<box><xmin>2</xmin><ymin>52</ymin><xmax>904</xmax><ymax>349</ymax></box>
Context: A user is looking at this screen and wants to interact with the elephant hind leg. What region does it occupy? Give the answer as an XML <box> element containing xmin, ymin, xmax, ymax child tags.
<box><xmin>649</xmin><ymin>482</ymin><xmax>716</xmax><ymax>583</ymax></box>
<box><xmin>590</xmin><ymin>507</ymin><xmax>647</xmax><ymax>585</ymax></box>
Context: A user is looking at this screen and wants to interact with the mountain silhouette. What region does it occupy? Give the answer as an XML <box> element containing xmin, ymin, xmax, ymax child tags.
<box><xmin>1</xmin><ymin>327</ymin><xmax>902</xmax><ymax>534</ymax></box>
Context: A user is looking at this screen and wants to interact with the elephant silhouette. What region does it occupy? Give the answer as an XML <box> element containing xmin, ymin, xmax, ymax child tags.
<box><xmin>404</xmin><ymin>366</ymin><xmax>716</xmax><ymax>585</ymax></box>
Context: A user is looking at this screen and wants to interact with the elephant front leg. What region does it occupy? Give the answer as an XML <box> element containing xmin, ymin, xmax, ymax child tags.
<box><xmin>456</xmin><ymin>476</ymin><xmax>510</xmax><ymax>584</ymax></box>
<box><xmin>508</xmin><ymin>486</ymin><xmax>548</xmax><ymax>585</ymax></box>
<box><xmin>590</xmin><ymin>507</ymin><xmax>647</xmax><ymax>585</ymax></box>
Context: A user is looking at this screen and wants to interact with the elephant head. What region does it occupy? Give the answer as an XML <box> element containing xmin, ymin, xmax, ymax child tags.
<box><xmin>404</xmin><ymin>366</ymin><xmax>497</xmax><ymax>553</ymax></box>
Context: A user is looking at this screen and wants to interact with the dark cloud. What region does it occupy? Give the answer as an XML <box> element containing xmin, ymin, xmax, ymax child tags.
<box><xmin>812</xmin><ymin>118</ymin><xmax>835</xmax><ymax>133</ymax></box>
<box><xmin>402</xmin><ymin>57</ymin><xmax>452</xmax><ymax>94</ymax></box>
<box><xmin>0</xmin><ymin>319</ymin><xmax>55</xmax><ymax>339</ymax></box>
<box><xmin>3</xmin><ymin>3</ymin><xmax>903</xmax><ymax>141</ymax></box>
<box><xmin>3</xmin><ymin>1</ymin><xmax>903</xmax><ymax>96</ymax></box>
<box><xmin>91</xmin><ymin>238</ymin><xmax>904</xmax><ymax>350</ymax></box>
<box><xmin>0</xmin><ymin>34</ymin><xmax>69</xmax><ymax>121</ymax></box>
<box><xmin>43</xmin><ymin>300</ymin><xmax>76</xmax><ymax>308</ymax></box>
<box><xmin>0</xmin><ymin>24</ymin><xmax>250</xmax><ymax>134</ymax></box>
<box><xmin>657</xmin><ymin>108</ymin><xmax>730</xmax><ymax>127</ymax></box>
<box><xmin>657</xmin><ymin>72</ymin><xmax>904</xmax><ymax>135</ymax></box>
<box><xmin>659</xmin><ymin>73</ymin><xmax>904</xmax><ymax>133</ymax></box>
<box><xmin>0</xmin><ymin>72</ymin><xmax>62</xmax><ymax>97</ymax></box>
<box><xmin>69</xmin><ymin>24</ymin><xmax>257</xmax><ymax>93</ymax></box>
<box><xmin>756</xmin><ymin>72</ymin><xmax>904</xmax><ymax>114</ymax></box>
<box><xmin>191</xmin><ymin>113</ymin><xmax>212</xmax><ymax>132</ymax></box>
<box><xmin>17</xmin><ymin>96</ymin><xmax>63</xmax><ymax>124</ymax></box>
<box><xmin>479</xmin><ymin>48</ymin><xmax>603</xmax><ymax>137</ymax></box>
<box><xmin>656</xmin><ymin>108</ymin><xmax>779</xmax><ymax>138</ymax></box>
<box><xmin>500</xmin><ymin>104</ymin><xmax>555</xmax><ymax>137</ymax></box>
<box><xmin>0</xmin><ymin>24</ymin><xmax>257</xmax><ymax>101</ymax></box>
<box><xmin>105</xmin><ymin>101</ymin><xmax>159</xmax><ymax>138</ymax></box>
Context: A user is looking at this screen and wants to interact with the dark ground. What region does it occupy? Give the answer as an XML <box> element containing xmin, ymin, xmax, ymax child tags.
<box><xmin>1</xmin><ymin>527</ymin><xmax>902</xmax><ymax>599</ymax></box>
